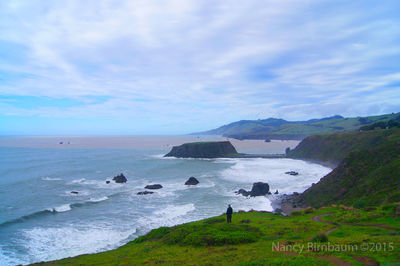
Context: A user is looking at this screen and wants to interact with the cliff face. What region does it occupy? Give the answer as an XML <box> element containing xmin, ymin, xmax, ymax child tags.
<box><xmin>287</xmin><ymin>128</ymin><xmax>400</xmax><ymax>167</ymax></box>
<box><xmin>298</xmin><ymin>141</ymin><xmax>400</xmax><ymax>207</ymax></box>
<box><xmin>164</xmin><ymin>141</ymin><xmax>238</xmax><ymax>158</ymax></box>
<box><xmin>290</xmin><ymin>128</ymin><xmax>400</xmax><ymax>207</ymax></box>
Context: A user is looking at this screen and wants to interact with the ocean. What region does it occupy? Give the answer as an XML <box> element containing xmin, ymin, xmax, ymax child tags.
<box><xmin>0</xmin><ymin>136</ymin><xmax>331</xmax><ymax>265</ymax></box>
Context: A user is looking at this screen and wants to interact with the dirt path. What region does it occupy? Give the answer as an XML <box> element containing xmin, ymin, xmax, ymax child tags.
<box><xmin>311</xmin><ymin>213</ymin><xmax>338</xmax><ymax>235</ymax></box>
<box><xmin>311</xmin><ymin>213</ymin><xmax>382</xmax><ymax>266</ymax></box>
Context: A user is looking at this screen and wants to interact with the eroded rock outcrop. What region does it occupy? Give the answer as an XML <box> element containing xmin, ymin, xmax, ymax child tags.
<box><xmin>237</xmin><ymin>182</ymin><xmax>270</xmax><ymax>197</ymax></box>
<box><xmin>185</xmin><ymin>177</ymin><xmax>199</xmax><ymax>185</ymax></box>
<box><xmin>145</xmin><ymin>184</ymin><xmax>163</xmax><ymax>189</ymax></box>
<box><xmin>113</xmin><ymin>173</ymin><xmax>127</xmax><ymax>183</ymax></box>
<box><xmin>137</xmin><ymin>191</ymin><xmax>154</xmax><ymax>195</ymax></box>
<box><xmin>164</xmin><ymin>141</ymin><xmax>238</xmax><ymax>158</ymax></box>
<box><xmin>285</xmin><ymin>171</ymin><xmax>299</xmax><ymax>176</ymax></box>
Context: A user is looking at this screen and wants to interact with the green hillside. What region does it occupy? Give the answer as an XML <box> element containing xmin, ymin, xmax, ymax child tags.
<box><xmin>287</xmin><ymin>128</ymin><xmax>400</xmax><ymax>166</ymax></box>
<box><xmin>36</xmin><ymin>206</ymin><xmax>400</xmax><ymax>265</ymax></box>
<box><xmin>297</xmin><ymin>130</ymin><xmax>400</xmax><ymax>208</ymax></box>
<box><xmin>196</xmin><ymin>113</ymin><xmax>400</xmax><ymax>140</ymax></box>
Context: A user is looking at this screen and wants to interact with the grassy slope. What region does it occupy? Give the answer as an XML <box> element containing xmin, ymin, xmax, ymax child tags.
<box><xmin>198</xmin><ymin>113</ymin><xmax>399</xmax><ymax>140</ymax></box>
<box><xmin>38</xmin><ymin>206</ymin><xmax>400</xmax><ymax>265</ymax></box>
<box><xmin>287</xmin><ymin>128</ymin><xmax>400</xmax><ymax>165</ymax></box>
<box><xmin>298</xmin><ymin>136</ymin><xmax>400</xmax><ymax>208</ymax></box>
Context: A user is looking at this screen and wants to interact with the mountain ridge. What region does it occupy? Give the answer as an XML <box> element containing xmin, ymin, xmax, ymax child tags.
<box><xmin>194</xmin><ymin>113</ymin><xmax>399</xmax><ymax>140</ymax></box>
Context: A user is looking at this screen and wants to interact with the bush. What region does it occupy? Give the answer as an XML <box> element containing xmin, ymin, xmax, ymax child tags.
<box><xmin>381</xmin><ymin>203</ymin><xmax>397</xmax><ymax>211</ymax></box>
<box><xmin>167</xmin><ymin>224</ymin><xmax>262</xmax><ymax>246</ymax></box>
<box><xmin>136</xmin><ymin>222</ymin><xmax>263</xmax><ymax>247</ymax></box>
<box><xmin>311</xmin><ymin>233</ymin><xmax>328</xmax><ymax>243</ymax></box>
<box><xmin>203</xmin><ymin>218</ymin><xmax>225</xmax><ymax>224</ymax></box>
<box><xmin>353</xmin><ymin>200</ymin><xmax>367</xmax><ymax>209</ymax></box>
<box><xmin>133</xmin><ymin>227</ymin><xmax>171</xmax><ymax>243</ymax></box>
<box><xmin>303</xmin><ymin>207</ymin><xmax>315</xmax><ymax>214</ymax></box>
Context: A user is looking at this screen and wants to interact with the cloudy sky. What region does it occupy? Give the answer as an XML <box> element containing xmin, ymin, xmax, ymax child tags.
<box><xmin>0</xmin><ymin>0</ymin><xmax>399</xmax><ymax>135</ymax></box>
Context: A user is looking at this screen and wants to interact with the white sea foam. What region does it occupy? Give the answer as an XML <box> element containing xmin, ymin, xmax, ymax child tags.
<box><xmin>70</xmin><ymin>178</ymin><xmax>124</xmax><ymax>189</ymax></box>
<box><xmin>230</xmin><ymin>195</ymin><xmax>273</xmax><ymax>212</ymax></box>
<box><xmin>89</xmin><ymin>196</ymin><xmax>109</xmax><ymax>202</ymax></box>
<box><xmin>148</xmin><ymin>154</ymin><xmax>166</xmax><ymax>159</ymax></box>
<box><xmin>0</xmin><ymin>246</ymin><xmax>27</xmax><ymax>266</ymax></box>
<box><xmin>138</xmin><ymin>203</ymin><xmax>196</xmax><ymax>229</ymax></box>
<box><xmin>217</xmin><ymin>158</ymin><xmax>332</xmax><ymax>194</ymax></box>
<box><xmin>70</xmin><ymin>178</ymin><xmax>86</xmax><ymax>183</ymax></box>
<box><xmin>20</xmin><ymin>225</ymin><xmax>136</xmax><ymax>263</ymax></box>
<box><xmin>41</xmin><ymin>177</ymin><xmax>62</xmax><ymax>181</ymax></box>
<box><xmin>48</xmin><ymin>204</ymin><xmax>71</xmax><ymax>213</ymax></box>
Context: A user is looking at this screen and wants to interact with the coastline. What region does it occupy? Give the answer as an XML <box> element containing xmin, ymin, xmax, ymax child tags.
<box><xmin>2</xmin><ymin>139</ymin><xmax>329</xmax><ymax>264</ymax></box>
<box><xmin>269</xmin><ymin>159</ymin><xmax>336</xmax><ymax>215</ymax></box>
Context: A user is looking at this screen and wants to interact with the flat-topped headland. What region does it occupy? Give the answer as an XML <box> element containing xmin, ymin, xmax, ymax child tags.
<box><xmin>164</xmin><ymin>141</ymin><xmax>239</xmax><ymax>158</ymax></box>
<box><xmin>164</xmin><ymin>141</ymin><xmax>286</xmax><ymax>159</ymax></box>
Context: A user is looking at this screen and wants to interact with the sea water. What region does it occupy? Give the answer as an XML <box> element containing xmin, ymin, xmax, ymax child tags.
<box><xmin>0</xmin><ymin>136</ymin><xmax>331</xmax><ymax>265</ymax></box>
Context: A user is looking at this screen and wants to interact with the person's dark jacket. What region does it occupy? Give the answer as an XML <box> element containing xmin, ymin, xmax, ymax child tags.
<box><xmin>226</xmin><ymin>207</ymin><xmax>233</xmax><ymax>215</ymax></box>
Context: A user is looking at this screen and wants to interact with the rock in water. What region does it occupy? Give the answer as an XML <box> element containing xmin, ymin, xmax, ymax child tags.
<box><xmin>249</xmin><ymin>182</ymin><xmax>270</xmax><ymax>196</ymax></box>
<box><xmin>237</xmin><ymin>182</ymin><xmax>270</xmax><ymax>197</ymax></box>
<box><xmin>112</xmin><ymin>173</ymin><xmax>127</xmax><ymax>183</ymax></box>
<box><xmin>137</xmin><ymin>191</ymin><xmax>154</xmax><ymax>195</ymax></box>
<box><xmin>185</xmin><ymin>177</ymin><xmax>199</xmax><ymax>185</ymax></box>
<box><xmin>71</xmin><ymin>191</ymin><xmax>79</xmax><ymax>194</ymax></box>
<box><xmin>164</xmin><ymin>141</ymin><xmax>238</xmax><ymax>158</ymax></box>
<box><xmin>106</xmin><ymin>181</ymin><xmax>110</xmax><ymax>184</ymax></box>
<box><xmin>145</xmin><ymin>184</ymin><xmax>163</xmax><ymax>189</ymax></box>
<box><xmin>285</xmin><ymin>171</ymin><xmax>299</xmax><ymax>176</ymax></box>
<box><xmin>236</xmin><ymin>188</ymin><xmax>250</xmax><ymax>197</ymax></box>
<box><xmin>274</xmin><ymin>190</ymin><xmax>279</xmax><ymax>194</ymax></box>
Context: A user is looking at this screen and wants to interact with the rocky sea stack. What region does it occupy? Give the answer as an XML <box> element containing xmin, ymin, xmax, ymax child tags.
<box><xmin>237</xmin><ymin>182</ymin><xmax>270</xmax><ymax>197</ymax></box>
<box><xmin>145</xmin><ymin>184</ymin><xmax>163</xmax><ymax>189</ymax></box>
<box><xmin>112</xmin><ymin>173</ymin><xmax>127</xmax><ymax>183</ymax></box>
<box><xmin>185</xmin><ymin>177</ymin><xmax>199</xmax><ymax>185</ymax></box>
<box><xmin>164</xmin><ymin>141</ymin><xmax>238</xmax><ymax>158</ymax></box>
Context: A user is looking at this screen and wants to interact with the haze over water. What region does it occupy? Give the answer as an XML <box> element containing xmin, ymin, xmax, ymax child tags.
<box><xmin>0</xmin><ymin>136</ymin><xmax>331</xmax><ymax>264</ymax></box>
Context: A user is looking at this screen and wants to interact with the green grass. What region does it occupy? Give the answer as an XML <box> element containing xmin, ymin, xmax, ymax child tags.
<box><xmin>36</xmin><ymin>206</ymin><xmax>400</xmax><ymax>265</ymax></box>
<box><xmin>295</xmin><ymin>128</ymin><xmax>400</xmax><ymax>207</ymax></box>
<box><xmin>198</xmin><ymin>112</ymin><xmax>400</xmax><ymax>140</ymax></box>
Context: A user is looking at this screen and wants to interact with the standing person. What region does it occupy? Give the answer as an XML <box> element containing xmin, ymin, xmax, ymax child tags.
<box><xmin>226</xmin><ymin>204</ymin><xmax>233</xmax><ymax>223</ymax></box>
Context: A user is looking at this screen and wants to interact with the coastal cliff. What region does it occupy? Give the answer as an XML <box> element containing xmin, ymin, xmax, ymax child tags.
<box><xmin>288</xmin><ymin>128</ymin><xmax>400</xmax><ymax>207</ymax></box>
<box><xmin>164</xmin><ymin>141</ymin><xmax>238</xmax><ymax>158</ymax></box>
<box><xmin>286</xmin><ymin>128</ymin><xmax>400</xmax><ymax>167</ymax></box>
<box><xmin>38</xmin><ymin>206</ymin><xmax>400</xmax><ymax>265</ymax></box>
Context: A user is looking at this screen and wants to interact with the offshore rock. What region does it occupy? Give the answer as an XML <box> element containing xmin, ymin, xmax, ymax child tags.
<box><xmin>164</xmin><ymin>141</ymin><xmax>238</xmax><ymax>158</ymax></box>
<box><xmin>237</xmin><ymin>182</ymin><xmax>270</xmax><ymax>197</ymax></box>
<box><xmin>137</xmin><ymin>191</ymin><xmax>154</xmax><ymax>195</ymax></box>
<box><xmin>113</xmin><ymin>173</ymin><xmax>127</xmax><ymax>183</ymax></box>
<box><xmin>185</xmin><ymin>177</ymin><xmax>199</xmax><ymax>185</ymax></box>
<box><xmin>145</xmin><ymin>184</ymin><xmax>163</xmax><ymax>189</ymax></box>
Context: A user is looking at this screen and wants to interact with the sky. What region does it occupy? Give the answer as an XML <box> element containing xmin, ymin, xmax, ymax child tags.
<box><xmin>0</xmin><ymin>0</ymin><xmax>400</xmax><ymax>135</ymax></box>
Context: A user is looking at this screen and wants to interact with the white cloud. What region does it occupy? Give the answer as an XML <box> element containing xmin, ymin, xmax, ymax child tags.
<box><xmin>0</xmin><ymin>0</ymin><xmax>399</xmax><ymax>133</ymax></box>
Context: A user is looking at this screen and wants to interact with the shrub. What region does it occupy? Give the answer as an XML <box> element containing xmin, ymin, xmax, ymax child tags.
<box><xmin>203</xmin><ymin>218</ymin><xmax>225</xmax><ymax>224</ymax></box>
<box><xmin>311</xmin><ymin>233</ymin><xmax>328</xmax><ymax>243</ymax></box>
<box><xmin>303</xmin><ymin>207</ymin><xmax>315</xmax><ymax>214</ymax></box>
<box><xmin>353</xmin><ymin>200</ymin><xmax>367</xmax><ymax>209</ymax></box>
<box><xmin>137</xmin><ymin>223</ymin><xmax>264</xmax><ymax>247</ymax></box>
<box><xmin>133</xmin><ymin>227</ymin><xmax>171</xmax><ymax>243</ymax></box>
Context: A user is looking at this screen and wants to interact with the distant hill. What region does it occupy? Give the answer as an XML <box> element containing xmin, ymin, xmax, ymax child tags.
<box><xmin>288</xmin><ymin>128</ymin><xmax>400</xmax><ymax>207</ymax></box>
<box><xmin>194</xmin><ymin>113</ymin><xmax>400</xmax><ymax>140</ymax></box>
